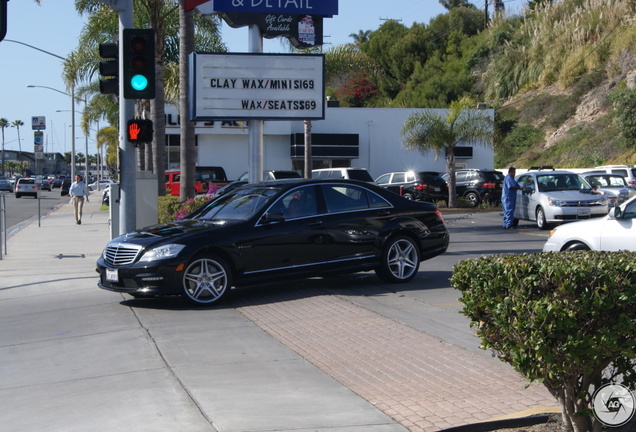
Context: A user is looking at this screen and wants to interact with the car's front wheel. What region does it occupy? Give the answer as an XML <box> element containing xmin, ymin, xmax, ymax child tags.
<box><xmin>564</xmin><ymin>242</ymin><xmax>590</xmax><ymax>251</ymax></box>
<box><xmin>375</xmin><ymin>235</ymin><xmax>420</xmax><ymax>283</ymax></box>
<box><xmin>182</xmin><ymin>255</ymin><xmax>232</xmax><ymax>305</ymax></box>
<box><xmin>536</xmin><ymin>207</ymin><xmax>551</xmax><ymax>230</ymax></box>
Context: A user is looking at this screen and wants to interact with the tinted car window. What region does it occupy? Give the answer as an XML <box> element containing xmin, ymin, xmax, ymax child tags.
<box><xmin>347</xmin><ymin>170</ymin><xmax>374</xmax><ymax>182</ymax></box>
<box><xmin>321</xmin><ymin>184</ymin><xmax>388</xmax><ymax>212</ymax></box>
<box><xmin>393</xmin><ymin>173</ymin><xmax>406</xmax><ymax>183</ymax></box>
<box><xmin>483</xmin><ymin>171</ymin><xmax>505</xmax><ymax>181</ymax></box>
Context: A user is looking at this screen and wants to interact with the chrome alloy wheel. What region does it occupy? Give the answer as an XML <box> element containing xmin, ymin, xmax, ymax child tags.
<box><xmin>182</xmin><ymin>256</ymin><xmax>231</xmax><ymax>305</ymax></box>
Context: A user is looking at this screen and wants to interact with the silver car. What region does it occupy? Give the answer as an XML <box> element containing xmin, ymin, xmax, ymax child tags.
<box><xmin>543</xmin><ymin>195</ymin><xmax>636</xmax><ymax>251</ymax></box>
<box><xmin>581</xmin><ymin>172</ymin><xmax>630</xmax><ymax>208</ymax></box>
<box><xmin>514</xmin><ymin>169</ymin><xmax>608</xmax><ymax>230</ymax></box>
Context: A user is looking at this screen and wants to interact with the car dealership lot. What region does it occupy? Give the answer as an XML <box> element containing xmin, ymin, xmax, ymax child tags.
<box><xmin>0</xmin><ymin>203</ymin><xmax>555</xmax><ymax>432</ymax></box>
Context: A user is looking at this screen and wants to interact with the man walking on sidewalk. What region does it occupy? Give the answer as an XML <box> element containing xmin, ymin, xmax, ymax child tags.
<box><xmin>69</xmin><ymin>174</ymin><xmax>90</xmax><ymax>225</ymax></box>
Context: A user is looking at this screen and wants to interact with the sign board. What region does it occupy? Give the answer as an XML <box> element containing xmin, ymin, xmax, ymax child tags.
<box><xmin>212</xmin><ymin>0</ymin><xmax>337</xmax><ymax>17</ymax></box>
<box><xmin>221</xmin><ymin>12</ymin><xmax>323</xmax><ymax>49</ymax></box>
<box><xmin>189</xmin><ymin>52</ymin><xmax>325</xmax><ymax>121</ymax></box>
<box><xmin>32</xmin><ymin>116</ymin><xmax>46</xmax><ymax>131</ymax></box>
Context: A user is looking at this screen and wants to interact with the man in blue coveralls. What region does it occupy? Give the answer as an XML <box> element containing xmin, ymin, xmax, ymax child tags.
<box><xmin>502</xmin><ymin>167</ymin><xmax>523</xmax><ymax>229</ymax></box>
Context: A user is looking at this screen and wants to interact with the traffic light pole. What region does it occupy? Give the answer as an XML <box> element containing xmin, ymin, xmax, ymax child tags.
<box><xmin>118</xmin><ymin>2</ymin><xmax>136</xmax><ymax>235</ymax></box>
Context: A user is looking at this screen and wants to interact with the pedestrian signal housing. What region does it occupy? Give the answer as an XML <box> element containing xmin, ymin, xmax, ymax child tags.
<box><xmin>127</xmin><ymin>119</ymin><xmax>153</xmax><ymax>145</ymax></box>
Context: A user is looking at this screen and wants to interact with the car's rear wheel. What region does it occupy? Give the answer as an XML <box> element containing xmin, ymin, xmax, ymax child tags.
<box><xmin>402</xmin><ymin>192</ymin><xmax>414</xmax><ymax>200</ymax></box>
<box><xmin>182</xmin><ymin>255</ymin><xmax>231</xmax><ymax>305</ymax></box>
<box><xmin>536</xmin><ymin>207</ymin><xmax>551</xmax><ymax>230</ymax></box>
<box><xmin>375</xmin><ymin>235</ymin><xmax>420</xmax><ymax>283</ymax></box>
<box><xmin>564</xmin><ymin>242</ymin><xmax>590</xmax><ymax>251</ymax></box>
<box><xmin>465</xmin><ymin>191</ymin><xmax>480</xmax><ymax>207</ymax></box>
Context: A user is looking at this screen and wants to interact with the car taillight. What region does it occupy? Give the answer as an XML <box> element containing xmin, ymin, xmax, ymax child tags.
<box><xmin>482</xmin><ymin>182</ymin><xmax>496</xmax><ymax>189</ymax></box>
<box><xmin>415</xmin><ymin>183</ymin><xmax>428</xmax><ymax>191</ymax></box>
<box><xmin>435</xmin><ymin>209</ymin><xmax>445</xmax><ymax>223</ymax></box>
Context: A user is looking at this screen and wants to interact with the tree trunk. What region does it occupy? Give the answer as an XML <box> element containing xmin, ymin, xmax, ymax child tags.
<box><xmin>304</xmin><ymin>120</ymin><xmax>312</xmax><ymax>178</ymax></box>
<box><xmin>152</xmin><ymin>49</ymin><xmax>166</xmax><ymax>197</ymax></box>
<box><xmin>179</xmin><ymin>2</ymin><xmax>195</xmax><ymax>200</ymax></box>
<box><xmin>446</xmin><ymin>149</ymin><xmax>457</xmax><ymax>208</ymax></box>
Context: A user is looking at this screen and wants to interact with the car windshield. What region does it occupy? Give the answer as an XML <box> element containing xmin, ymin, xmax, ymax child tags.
<box><xmin>537</xmin><ymin>174</ymin><xmax>590</xmax><ymax>192</ymax></box>
<box><xmin>193</xmin><ymin>187</ymin><xmax>279</xmax><ymax>221</ymax></box>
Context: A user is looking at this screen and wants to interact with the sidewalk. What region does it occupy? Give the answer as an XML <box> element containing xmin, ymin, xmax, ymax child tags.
<box><xmin>0</xmin><ymin>202</ymin><xmax>558</xmax><ymax>432</ymax></box>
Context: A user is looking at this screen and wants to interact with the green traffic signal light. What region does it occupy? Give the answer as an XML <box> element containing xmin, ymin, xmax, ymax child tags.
<box><xmin>123</xmin><ymin>29</ymin><xmax>155</xmax><ymax>99</ymax></box>
<box><xmin>131</xmin><ymin>74</ymin><xmax>148</xmax><ymax>91</ymax></box>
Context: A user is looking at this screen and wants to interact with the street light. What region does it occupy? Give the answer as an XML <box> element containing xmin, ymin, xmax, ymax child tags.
<box><xmin>27</xmin><ymin>85</ymin><xmax>80</xmax><ymax>179</ymax></box>
<box><xmin>56</xmin><ymin>109</ymin><xmax>90</xmax><ymax>179</ymax></box>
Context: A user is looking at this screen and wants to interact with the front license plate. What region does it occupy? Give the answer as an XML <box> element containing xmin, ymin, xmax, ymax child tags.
<box><xmin>577</xmin><ymin>208</ymin><xmax>591</xmax><ymax>217</ymax></box>
<box><xmin>106</xmin><ymin>268</ymin><xmax>119</xmax><ymax>282</ymax></box>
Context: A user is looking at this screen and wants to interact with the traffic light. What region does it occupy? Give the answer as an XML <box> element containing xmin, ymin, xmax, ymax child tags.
<box><xmin>0</xmin><ymin>0</ymin><xmax>8</xmax><ymax>43</ymax></box>
<box><xmin>98</xmin><ymin>42</ymin><xmax>118</xmax><ymax>95</ymax></box>
<box><xmin>122</xmin><ymin>29</ymin><xmax>155</xmax><ymax>99</ymax></box>
<box><xmin>127</xmin><ymin>119</ymin><xmax>153</xmax><ymax>145</ymax></box>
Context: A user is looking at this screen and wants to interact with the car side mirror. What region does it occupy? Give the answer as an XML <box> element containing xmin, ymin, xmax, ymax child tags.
<box><xmin>610</xmin><ymin>207</ymin><xmax>622</xmax><ymax>219</ymax></box>
<box><xmin>523</xmin><ymin>187</ymin><xmax>533</xmax><ymax>194</ymax></box>
<box><xmin>260</xmin><ymin>211</ymin><xmax>286</xmax><ymax>224</ymax></box>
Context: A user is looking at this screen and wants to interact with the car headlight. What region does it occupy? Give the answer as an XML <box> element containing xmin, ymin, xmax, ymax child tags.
<box><xmin>138</xmin><ymin>244</ymin><xmax>186</xmax><ymax>262</ymax></box>
<box><xmin>547</xmin><ymin>197</ymin><xmax>563</xmax><ymax>207</ymax></box>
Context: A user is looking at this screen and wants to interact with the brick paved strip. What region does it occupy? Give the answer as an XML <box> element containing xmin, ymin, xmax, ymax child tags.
<box><xmin>235</xmin><ymin>291</ymin><xmax>556</xmax><ymax>432</ymax></box>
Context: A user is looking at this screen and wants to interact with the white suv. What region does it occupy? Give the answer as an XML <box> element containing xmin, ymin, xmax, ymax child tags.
<box><xmin>14</xmin><ymin>177</ymin><xmax>38</xmax><ymax>198</ymax></box>
<box><xmin>311</xmin><ymin>168</ymin><xmax>375</xmax><ymax>183</ymax></box>
<box><xmin>514</xmin><ymin>169</ymin><xmax>608</xmax><ymax>230</ymax></box>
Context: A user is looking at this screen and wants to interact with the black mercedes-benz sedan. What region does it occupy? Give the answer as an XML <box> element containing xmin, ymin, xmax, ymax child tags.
<box><xmin>96</xmin><ymin>179</ymin><xmax>449</xmax><ymax>305</ymax></box>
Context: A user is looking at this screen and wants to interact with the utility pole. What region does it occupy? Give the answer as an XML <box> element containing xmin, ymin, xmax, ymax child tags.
<box><xmin>484</xmin><ymin>0</ymin><xmax>489</xmax><ymax>27</ymax></box>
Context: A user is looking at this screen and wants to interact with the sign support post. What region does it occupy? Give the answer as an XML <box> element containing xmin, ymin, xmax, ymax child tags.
<box><xmin>248</xmin><ymin>24</ymin><xmax>264</xmax><ymax>182</ymax></box>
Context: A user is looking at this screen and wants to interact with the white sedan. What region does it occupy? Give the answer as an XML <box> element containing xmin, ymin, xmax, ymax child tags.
<box><xmin>543</xmin><ymin>195</ymin><xmax>636</xmax><ymax>251</ymax></box>
<box><xmin>89</xmin><ymin>179</ymin><xmax>116</xmax><ymax>191</ymax></box>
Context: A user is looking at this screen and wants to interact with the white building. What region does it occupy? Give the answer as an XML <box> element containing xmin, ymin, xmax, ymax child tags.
<box><xmin>164</xmin><ymin>105</ymin><xmax>495</xmax><ymax>181</ymax></box>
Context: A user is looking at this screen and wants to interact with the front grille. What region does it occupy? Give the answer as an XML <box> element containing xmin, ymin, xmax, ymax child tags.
<box><xmin>561</xmin><ymin>201</ymin><xmax>604</xmax><ymax>207</ymax></box>
<box><xmin>104</xmin><ymin>243</ymin><xmax>143</xmax><ymax>266</ymax></box>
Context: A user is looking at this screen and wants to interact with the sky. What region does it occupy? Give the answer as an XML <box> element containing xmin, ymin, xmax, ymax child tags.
<box><xmin>0</xmin><ymin>0</ymin><xmax>525</xmax><ymax>157</ymax></box>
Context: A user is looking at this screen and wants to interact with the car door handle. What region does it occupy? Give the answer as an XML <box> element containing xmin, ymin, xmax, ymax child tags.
<box><xmin>377</xmin><ymin>210</ymin><xmax>391</xmax><ymax>216</ymax></box>
<box><xmin>309</xmin><ymin>220</ymin><xmax>324</xmax><ymax>228</ymax></box>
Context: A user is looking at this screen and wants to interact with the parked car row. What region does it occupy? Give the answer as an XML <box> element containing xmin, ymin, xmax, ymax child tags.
<box><xmin>373</xmin><ymin>168</ymin><xmax>504</xmax><ymax>207</ymax></box>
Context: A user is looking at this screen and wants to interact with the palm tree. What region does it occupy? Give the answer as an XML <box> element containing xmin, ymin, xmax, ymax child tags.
<box><xmin>0</xmin><ymin>117</ymin><xmax>9</xmax><ymax>176</ymax></box>
<box><xmin>11</xmin><ymin>119</ymin><xmax>24</xmax><ymax>163</ymax></box>
<box><xmin>96</xmin><ymin>126</ymin><xmax>119</xmax><ymax>174</ymax></box>
<box><xmin>401</xmin><ymin>97</ymin><xmax>493</xmax><ymax>208</ymax></box>
<box><xmin>349</xmin><ymin>29</ymin><xmax>371</xmax><ymax>46</ymax></box>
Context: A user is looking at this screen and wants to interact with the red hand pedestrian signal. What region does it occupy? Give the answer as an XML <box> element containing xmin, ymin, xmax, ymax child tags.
<box><xmin>128</xmin><ymin>122</ymin><xmax>141</xmax><ymax>140</ymax></box>
<box><xmin>126</xmin><ymin>119</ymin><xmax>153</xmax><ymax>145</ymax></box>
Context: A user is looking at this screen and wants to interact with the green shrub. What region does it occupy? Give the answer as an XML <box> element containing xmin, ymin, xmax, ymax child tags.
<box><xmin>157</xmin><ymin>195</ymin><xmax>213</xmax><ymax>223</ymax></box>
<box><xmin>452</xmin><ymin>252</ymin><xmax>636</xmax><ymax>432</ymax></box>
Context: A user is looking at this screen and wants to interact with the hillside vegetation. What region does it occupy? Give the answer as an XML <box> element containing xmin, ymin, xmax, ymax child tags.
<box><xmin>332</xmin><ymin>0</ymin><xmax>636</xmax><ymax>169</ymax></box>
